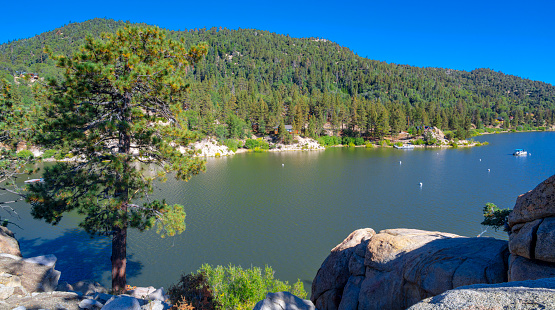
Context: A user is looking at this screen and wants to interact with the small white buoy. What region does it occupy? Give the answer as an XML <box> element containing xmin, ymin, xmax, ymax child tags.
<box><xmin>479</xmin><ymin>159</ymin><xmax>481</xmax><ymax>161</ymax></box>
<box><xmin>437</xmin><ymin>153</ymin><xmax>439</xmax><ymax>155</ymax></box>
<box><xmin>488</xmin><ymin>169</ymin><xmax>490</xmax><ymax>172</ymax></box>
<box><xmin>419</xmin><ymin>182</ymin><xmax>423</xmax><ymax>187</ymax></box>
<box><xmin>282</xmin><ymin>164</ymin><xmax>284</xmax><ymax>167</ymax></box>
<box><xmin>399</xmin><ymin>161</ymin><xmax>402</xmax><ymax>165</ymax></box>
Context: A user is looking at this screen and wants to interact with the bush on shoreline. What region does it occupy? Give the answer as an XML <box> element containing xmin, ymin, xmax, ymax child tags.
<box><xmin>244</xmin><ymin>138</ymin><xmax>269</xmax><ymax>151</ymax></box>
<box><xmin>168</xmin><ymin>264</ymin><xmax>306</xmax><ymax>310</ymax></box>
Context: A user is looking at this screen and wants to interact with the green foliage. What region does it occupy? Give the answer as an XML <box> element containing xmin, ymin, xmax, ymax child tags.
<box><xmin>365</xmin><ymin>142</ymin><xmax>374</xmax><ymax>148</ymax></box>
<box><xmin>413</xmin><ymin>139</ymin><xmax>424</xmax><ymax>145</ymax></box>
<box><xmin>223</xmin><ymin>139</ymin><xmax>240</xmax><ymax>152</ymax></box>
<box><xmin>317</xmin><ymin>135</ymin><xmax>341</xmax><ymax>147</ymax></box>
<box><xmin>341</xmin><ymin>136</ymin><xmax>355</xmax><ymax>145</ymax></box>
<box><xmin>0</xmin><ymin>79</ymin><xmax>37</xmax><ymax>222</ymax></box>
<box><xmin>16</xmin><ymin>149</ymin><xmax>33</xmax><ymax>159</ymax></box>
<box><xmin>2</xmin><ymin>19</ymin><xmax>554</xmax><ymax>145</ymax></box>
<box><xmin>481</xmin><ymin>202</ymin><xmax>511</xmax><ymax>231</ymax></box>
<box><xmin>244</xmin><ymin>138</ymin><xmax>269</xmax><ymax>151</ymax></box>
<box><xmin>26</xmin><ymin>26</ymin><xmax>207</xmax><ymax>291</ymax></box>
<box><xmin>354</xmin><ymin>137</ymin><xmax>365</xmax><ymax>146</ymax></box>
<box><xmin>226</xmin><ymin>114</ymin><xmax>248</xmax><ymax>139</ymax></box>
<box><xmin>199</xmin><ymin>264</ymin><xmax>306</xmax><ymax>310</ymax></box>
<box><xmin>41</xmin><ymin>149</ymin><xmax>57</xmax><ymax>158</ymax></box>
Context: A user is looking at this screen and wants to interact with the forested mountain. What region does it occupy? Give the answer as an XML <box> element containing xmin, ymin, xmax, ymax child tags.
<box><xmin>1</xmin><ymin>18</ymin><xmax>554</xmax><ymax>141</ymax></box>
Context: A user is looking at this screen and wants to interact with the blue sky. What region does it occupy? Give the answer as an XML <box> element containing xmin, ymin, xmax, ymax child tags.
<box><xmin>1</xmin><ymin>0</ymin><xmax>553</xmax><ymax>85</ymax></box>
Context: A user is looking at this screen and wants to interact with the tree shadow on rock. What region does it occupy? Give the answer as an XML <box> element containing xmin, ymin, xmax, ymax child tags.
<box><xmin>18</xmin><ymin>228</ymin><xmax>143</xmax><ymax>286</ymax></box>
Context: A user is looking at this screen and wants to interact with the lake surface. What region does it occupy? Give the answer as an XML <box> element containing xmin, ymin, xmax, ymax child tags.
<box><xmin>8</xmin><ymin>132</ymin><xmax>555</xmax><ymax>290</ymax></box>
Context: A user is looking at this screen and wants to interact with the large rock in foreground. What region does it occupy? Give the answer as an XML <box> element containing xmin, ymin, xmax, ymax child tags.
<box><xmin>407</xmin><ymin>277</ymin><xmax>555</xmax><ymax>310</ymax></box>
<box><xmin>311</xmin><ymin>228</ymin><xmax>508</xmax><ymax>310</ymax></box>
<box><xmin>508</xmin><ymin>174</ymin><xmax>555</xmax><ymax>227</ymax></box>
<box><xmin>0</xmin><ymin>253</ymin><xmax>60</xmax><ymax>293</ymax></box>
<box><xmin>0</xmin><ymin>291</ymin><xmax>81</xmax><ymax>310</ymax></box>
<box><xmin>507</xmin><ymin>174</ymin><xmax>555</xmax><ymax>281</ymax></box>
<box><xmin>0</xmin><ymin>226</ymin><xmax>21</xmax><ymax>257</ymax></box>
<box><xmin>253</xmin><ymin>292</ymin><xmax>316</xmax><ymax>310</ymax></box>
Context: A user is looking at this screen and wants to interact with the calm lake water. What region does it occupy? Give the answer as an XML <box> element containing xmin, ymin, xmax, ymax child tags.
<box><xmin>9</xmin><ymin>132</ymin><xmax>555</xmax><ymax>290</ymax></box>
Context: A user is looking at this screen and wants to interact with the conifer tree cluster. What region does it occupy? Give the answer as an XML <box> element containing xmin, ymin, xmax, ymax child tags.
<box><xmin>1</xmin><ymin>19</ymin><xmax>554</xmax><ymax>141</ymax></box>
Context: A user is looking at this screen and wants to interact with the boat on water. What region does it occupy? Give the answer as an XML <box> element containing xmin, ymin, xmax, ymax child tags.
<box><xmin>513</xmin><ymin>149</ymin><xmax>528</xmax><ymax>156</ymax></box>
<box><xmin>24</xmin><ymin>178</ymin><xmax>44</xmax><ymax>184</ymax></box>
<box><xmin>394</xmin><ymin>144</ymin><xmax>415</xmax><ymax>149</ymax></box>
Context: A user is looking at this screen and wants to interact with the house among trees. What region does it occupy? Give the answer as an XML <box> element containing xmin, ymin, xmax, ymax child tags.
<box><xmin>273</xmin><ymin>125</ymin><xmax>297</xmax><ymax>134</ymax></box>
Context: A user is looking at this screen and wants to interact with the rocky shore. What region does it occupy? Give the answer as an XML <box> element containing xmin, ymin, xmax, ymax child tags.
<box><xmin>189</xmin><ymin>136</ymin><xmax>325</xmax><ymax>157</ymax></box>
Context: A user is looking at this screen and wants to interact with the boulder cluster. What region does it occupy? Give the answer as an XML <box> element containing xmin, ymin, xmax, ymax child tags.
<box><xmin>311</xmin><ymin>228</ymin><xmax>508</xmax><ymax>310</ymax></box>
<box><xmin>507</xmin><ymin>174</ymin><xmax>555</xmax><ymax>281</ymax></box>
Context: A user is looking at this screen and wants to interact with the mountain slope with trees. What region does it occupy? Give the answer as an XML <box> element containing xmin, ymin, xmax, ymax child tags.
<box><xmin>1</xmin><ymin>18</ymin><xmax>554</xmax><ymax>142</ymax></box>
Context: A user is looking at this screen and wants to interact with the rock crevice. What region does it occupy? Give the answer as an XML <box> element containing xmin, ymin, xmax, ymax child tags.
<box><xmin>508</xmin><ymin>174</ymin><xmax>555</xmax><ymax>281</ymax></box>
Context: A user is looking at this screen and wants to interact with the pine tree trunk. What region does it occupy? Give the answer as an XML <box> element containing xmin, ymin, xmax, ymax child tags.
<box><xmin>111</xmin><ymin>224</ymin><xmax>127</xmax><ymax>292</ymax></box>
<box><xmin>111</xmin><ymin>91</ymin><xmax>132</xmax><ymax>293</ymax></box>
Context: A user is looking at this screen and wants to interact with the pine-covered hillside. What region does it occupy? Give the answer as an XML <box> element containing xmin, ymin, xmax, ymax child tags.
<box><xmin>1</xmin><ymin>18</ymin><xmax>554</xmax><ymax>141</ymax></box>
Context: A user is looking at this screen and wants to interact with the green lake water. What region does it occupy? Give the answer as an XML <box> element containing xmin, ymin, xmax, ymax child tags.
<box><xmin>9</xmin><ymin>132</ymin><xmax>555</xmax><ymax>290</ymax></box>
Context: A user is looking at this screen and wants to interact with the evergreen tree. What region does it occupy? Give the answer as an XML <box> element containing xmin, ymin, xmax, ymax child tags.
<box><xmin>27</xmin><ymin>26</ymin><xmax>207</xmax><ymax>292</ymax></box>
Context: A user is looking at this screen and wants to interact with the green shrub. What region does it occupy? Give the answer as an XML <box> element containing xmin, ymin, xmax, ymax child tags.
<box><xmin>354</xmin><ymin>137</ymin><xmax>365</xmax><ymax>146</ymax></box>
<box><xmin>16</xmin><ymin>150</ymin><xmax>33</xmax><ymax>159</ymax></box>
<box><xmin>223</xmin><ymin>139</ymin><xmax>240</xmax><ymax>152</ymax></box>
<box><xmin>412</xmin><ymin>139</ymin><xmax>424</xmax><ymax>145</ymax></box>
<box><xmin>42</xmin><ymin>149</ymin><xmax>58</xmax><ymax>159</ymax></box>
<box><xmin>450</xmin><ymin>141</ymin><xmax>458</xmax><ymax>148</ymax></box>
<box><xmin>341</xmin><ymin>136</ymin><xmax>354</xmax><ymax>146</ymax></box>
<box><xmin>169</xmin><ymin>265</ymin><xmax>306</xmax><ymax>310</ymax></box>
<box><xmin>244</xmin><ymin>138</ymin><xmax>269</xmax><ymax>151</ymax></box>
<box><xmin>317</xmin><ymin>135</ymin><xmax>341</xmax><ymax>147</ymax></box>
<box><xmin>365</xmin><ymin>142</ymin><xmax>373</xmax><ymax>148</ymax></box>
<box><xmin>394</xmin><ymin>142</ymin><xmax>403</xmax><ymax>147</ymax></box>
<box><xmin>215</xmin><ymin>125</ymin><xmax>228</xmax><ymax>141</ymax></box>
<box><xmin>348</xmin><ymin>142</ymin><xmax>355</xmax><ymax>147</ymax></box>
<box><xmin>54</xmin><ymin>151</ymin><xmax>66</xmax><ymax>160</ymax></box>
<box><xmin>481</xmin><ymin>203</ymin><xmax>511</xmax><ymax>231</ymax></box>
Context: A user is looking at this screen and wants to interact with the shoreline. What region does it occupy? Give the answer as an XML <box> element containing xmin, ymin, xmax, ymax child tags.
<box><xmin>13</xmin><ymin>128</ymin><xmax>554</xmax><ymax>160</ymax></box>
